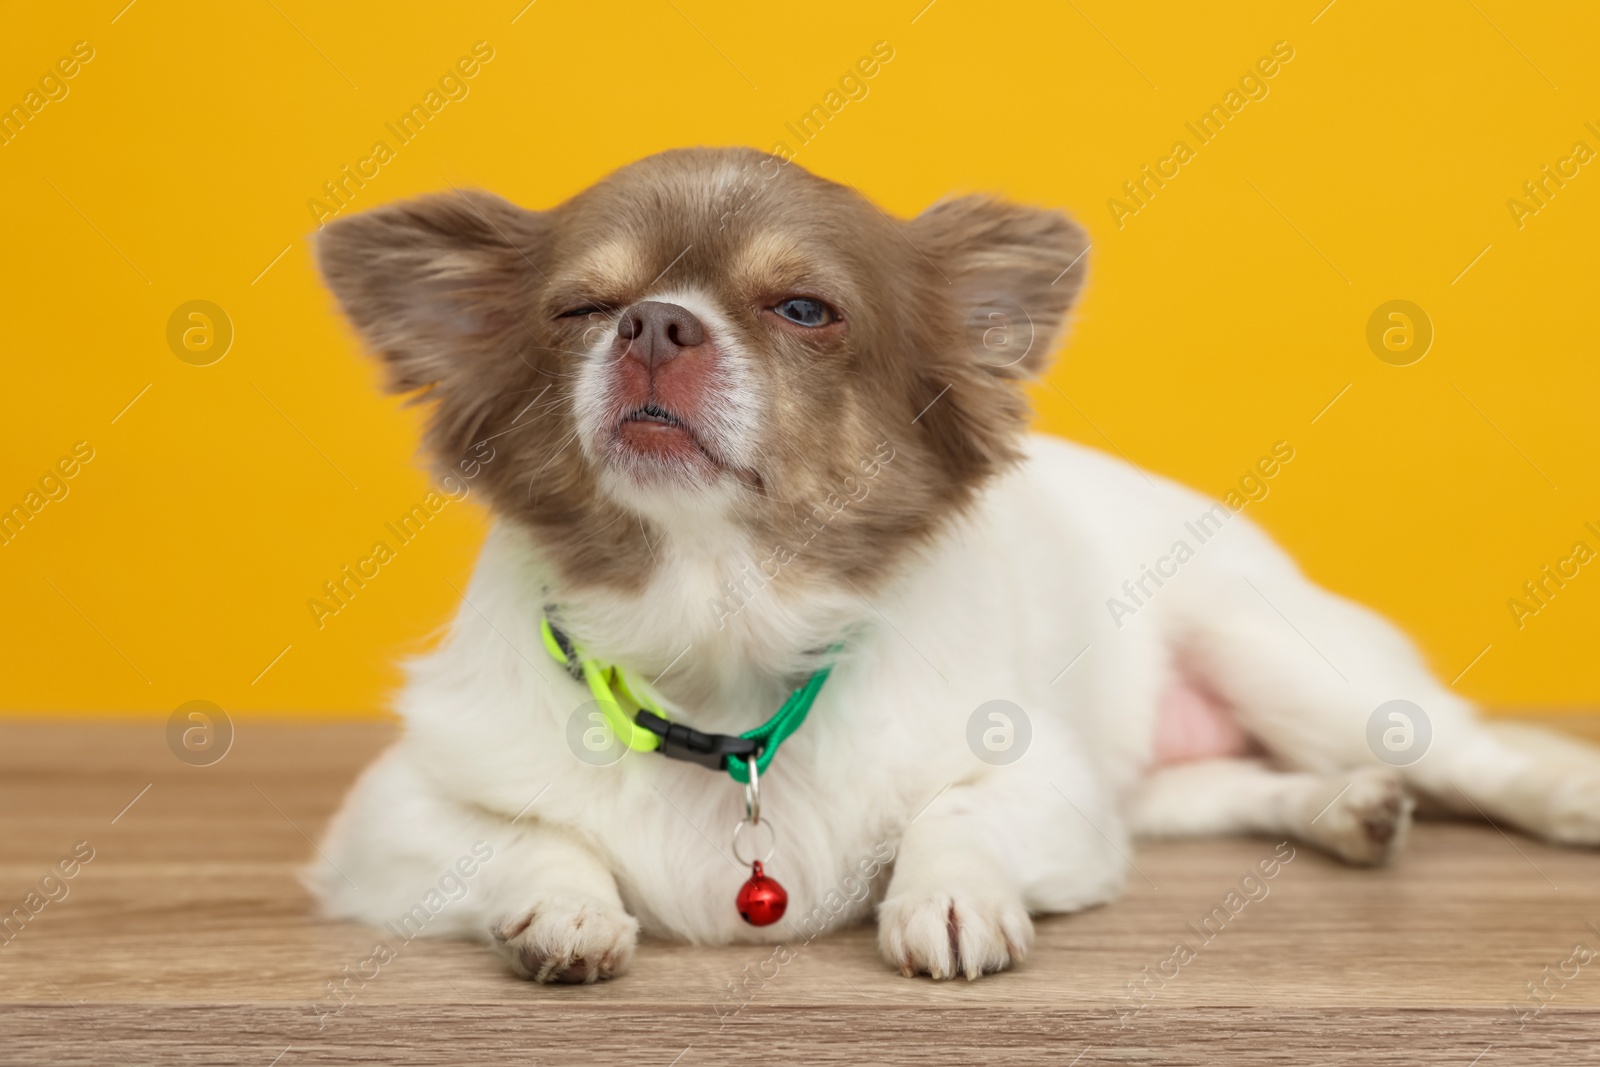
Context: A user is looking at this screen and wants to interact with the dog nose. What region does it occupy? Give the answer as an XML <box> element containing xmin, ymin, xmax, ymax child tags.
<box><xmin>616</xmin><ymin>301</ymin><xmax>706</xmax><ymax>368</ymax></box>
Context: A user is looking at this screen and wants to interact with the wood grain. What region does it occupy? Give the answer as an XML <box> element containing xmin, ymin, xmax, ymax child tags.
<box><xmin>3</xmin><ymin>718</ymin><xmax>1600</xmax><ymax>1065</ymax></box>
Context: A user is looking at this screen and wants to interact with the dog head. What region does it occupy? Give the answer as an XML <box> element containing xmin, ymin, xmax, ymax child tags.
<box><xmin>316</xmin><ymin>148</ymin><xmax>1087</xmax><ymax>600</ymax></box>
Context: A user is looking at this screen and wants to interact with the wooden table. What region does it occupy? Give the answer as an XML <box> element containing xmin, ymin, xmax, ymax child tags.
<box><xmin>3</xmin><ymin>719</ymin><xmax>1598</xmax><ymax>1065</ymax></box>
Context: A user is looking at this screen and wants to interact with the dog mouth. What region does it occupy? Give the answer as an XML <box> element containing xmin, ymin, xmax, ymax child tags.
<box><xmin>624</xmin><ymin>401</ymin><xmax>685</xmax><ymax>429</ymax></box>
<box><xmin>613</xmin><ymin>401</ymin><xmax>723</xmax><ymax>472</ymax></box>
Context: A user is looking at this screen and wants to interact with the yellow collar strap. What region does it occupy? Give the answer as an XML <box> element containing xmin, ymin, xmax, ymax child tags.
<box><xmin>540</xmin><ymin>615</ymin><xmax>663</xmax><ymax>754</ymax></box>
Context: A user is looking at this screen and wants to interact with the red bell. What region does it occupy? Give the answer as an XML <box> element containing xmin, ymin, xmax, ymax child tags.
<box><xmin>736</xmin><ymin>861</ymin><xmax>788</xmax><ymax>926</ymax></box>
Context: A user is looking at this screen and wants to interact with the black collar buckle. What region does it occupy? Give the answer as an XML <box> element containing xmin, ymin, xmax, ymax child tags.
<box><xmin>634</xmin><ymin>709</ymin><xmax>759</xmax><ymax>772</ymax></box>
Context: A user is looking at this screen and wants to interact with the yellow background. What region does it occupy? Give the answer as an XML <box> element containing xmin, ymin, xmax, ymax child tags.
<box><xmin>2</xmin><ymin>1</ymin><xmax>1596</xmax><ymax>716</ymax></box>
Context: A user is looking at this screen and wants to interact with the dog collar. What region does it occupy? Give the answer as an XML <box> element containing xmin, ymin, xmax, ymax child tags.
<box><xmin>539</xmin><ymin>613</ymin><xmax>834</xmax><ymax>784</ymax></box>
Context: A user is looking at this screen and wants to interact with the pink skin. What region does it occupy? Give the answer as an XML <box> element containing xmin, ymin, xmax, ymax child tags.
<box><xmin>1152</xmin><ymin>677</ymin><xmax>1252</xmax><ymax>766</ymax></box>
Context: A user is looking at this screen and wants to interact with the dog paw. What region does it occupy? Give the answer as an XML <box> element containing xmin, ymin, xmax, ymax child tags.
<box><xmin>490</xmin><ymin>897</ymin><xmax>639</xmax><ymax>983</ymax></box>
<box><xmin>877</xmin><ymin>891</ymin><xmax>1033</xmax><ymax>981</ymax></box>
<box><xmin>1309</xmin><ymin>769</ymin><xmax>1414</xmax><ymax>866</ymax></box>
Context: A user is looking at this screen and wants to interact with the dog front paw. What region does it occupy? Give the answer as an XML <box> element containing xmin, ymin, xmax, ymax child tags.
<box><xmin>490</xmin><ymin>897</ymin><xmax>639</xmax><ymax>983</ymax></box>
<box><xmin>877</xmin><ymin>890</ymin><xmax>1033</xmax><ymax>981</ymax></box>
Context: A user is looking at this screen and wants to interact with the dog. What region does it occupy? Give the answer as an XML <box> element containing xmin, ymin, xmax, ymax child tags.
<box><xmin>309</xmin><ymin>146</ymin><xmax>1600</xmax><ymax>983</ymax></box>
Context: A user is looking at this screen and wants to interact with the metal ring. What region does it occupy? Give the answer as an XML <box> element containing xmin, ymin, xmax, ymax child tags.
<box><xmin>731</xmin><ymin>816</ymin><xmax>777</xmax><ymax>865</ymax></box>
<box><xmin>743</xmin><ymin>754</ymin><xmax>760</xmax><ymax>825</ymax></box>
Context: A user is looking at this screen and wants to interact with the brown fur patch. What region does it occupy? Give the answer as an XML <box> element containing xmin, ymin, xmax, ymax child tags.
<box><xmin>315</xmin><ymin>148</ymin><xmax>1088</xmax><ymax>598</ymax></box>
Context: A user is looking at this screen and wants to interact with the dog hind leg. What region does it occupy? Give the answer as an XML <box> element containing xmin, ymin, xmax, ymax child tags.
<box><xmin>1129</xmin><ymin>756</ymin><xmax>1411</xmax><ymax>865</ymax></box>
<box><xmin>1172</xmin><ymin>570</ymin><xmax>1600</xmax><ymax>848</ymax></box>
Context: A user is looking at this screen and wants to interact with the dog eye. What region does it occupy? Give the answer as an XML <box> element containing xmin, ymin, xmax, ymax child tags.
<box><xmin>771</xmin><ymin>297</ymin><xmax>835</xmax><ymax>327</ymax></box>
<box><xmin>557</xmin><ymin>304</ymin><xmax>613</xmax><ymax>319</ymax></box>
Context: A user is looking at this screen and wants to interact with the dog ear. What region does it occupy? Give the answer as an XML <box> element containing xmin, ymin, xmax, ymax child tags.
<box><xmin>314</xmin><ymin>191</ymin><xmax>545</xmax><ymax>396</ymax></box>
<box><xmin>905</xmin><ymin>196</ymin><xmax>1088</xmax><ymax>379</ymax></box>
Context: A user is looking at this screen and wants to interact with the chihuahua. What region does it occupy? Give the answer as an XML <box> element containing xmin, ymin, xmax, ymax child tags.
<box><xmin>310</xmin><ymin>147</ymin><xmax>1600</xmax><ymax>982</ymax></box>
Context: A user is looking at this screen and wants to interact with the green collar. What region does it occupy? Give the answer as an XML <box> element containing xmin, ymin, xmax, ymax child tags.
<box><xmin>540</xmin><ymin>614</ymin><xmax>835</xmax><ymax>784</ymax></box>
